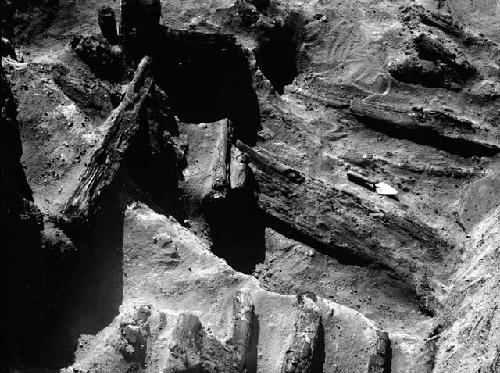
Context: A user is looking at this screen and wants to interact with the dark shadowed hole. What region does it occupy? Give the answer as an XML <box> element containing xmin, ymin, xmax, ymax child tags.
<box><xmin>152</xmin><ymin>26</ymin><xmax>261</xmax><ymax>145</ymax></box>
<box><xmin>203</xmin><ymin>175</ymin><xmax>266</xmax><ymax>275</ymax></box>
<box><xmin>19</xmin><ymin>194</ymin><xmax>125</xmax><ymax>369</ymax></box>
<box><xmin>254</xmin><ymin>13</ymin><xmax>305</xmax><ymax>94</ymax></box>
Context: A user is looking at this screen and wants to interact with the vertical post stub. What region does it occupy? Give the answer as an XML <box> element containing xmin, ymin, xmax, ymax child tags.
<box><xmin>98</xmin><ymin>6</ymin><xmax>118</xmax><ymax>45</ymax></box>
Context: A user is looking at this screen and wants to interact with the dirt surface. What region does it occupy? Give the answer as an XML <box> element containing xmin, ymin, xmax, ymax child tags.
<box><xmin>2</xmin><ymin>0</ymin><xmax>500</xmax><ymax>372</ymax></box>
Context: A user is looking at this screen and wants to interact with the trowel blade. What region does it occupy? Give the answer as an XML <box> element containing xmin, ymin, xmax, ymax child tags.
<box><xmin>375</xmin><ymin>182</ymin><xmax>398</xmax><ymax>196</ymax></box>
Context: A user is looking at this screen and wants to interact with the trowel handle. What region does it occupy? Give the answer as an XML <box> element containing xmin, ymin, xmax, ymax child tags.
<box><xmin>347</xmin><ymin>171</ymin><xmax>375</xmax><ymax>191</ymax></box>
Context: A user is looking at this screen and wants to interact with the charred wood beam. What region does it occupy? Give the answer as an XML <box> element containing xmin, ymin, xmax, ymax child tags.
<box><xmin>52</xmin><ymin>63</ymin><xmax>118</xmax><ymax>117</ymax></box>
<box><xmin>63</xmin><ymin>56</ymin><xmax>153</xmax><ymax>226</ymax></box>
<box><xmin>387</xmin><ymin>55</ymin><xmax>469</xmax><ymax>90</ymax></box>
<box><xmin>236</xmin><ymin>140</ymin><xmax>305</xmax><ymax>184</ymax></box>
<box><xmin>350</xmin><ymin>101</ymin><xmax>499</xmax><ymax>157</ymax></box>
<box><xmin>282</xmin><ymin>308</ymin><xmax>322</xmax><ymax>373</ymax></box>
<box><xmin>248</xmin><ymin>158</ymin><xmax>451</xmax><ymax>312</ymax></box>
<box><xmin>411</xmin><ymin>4</ymin><xmax>500</xmax><ymax>55</ymax></box>
<box><xmin>413</xmin><ymin>34</ymin><xmax>476</xmax><ymax>80</ymax></box>
<box><xmin>288</xmin><ymin>86</ymin><xmax>350</xmax><ymax>109</ymax></box>
<box><xmin>419</xmin><ymin>12</ymin><xmax>465</xmax><ymax>39</ymax></box>
<box><xmin>414</xmin><ymin>34</ymin><xmax>462</xmax><ymax>66</ymax></box>
<box><xmin>340</xmin><ymin>153</ymin><xmax>483</xmax><ymax>180</ymax></box>
<box><xmin>350</xmin><ymin>101</ymin><xmax>417</xmax><ymax>129</ymax></box>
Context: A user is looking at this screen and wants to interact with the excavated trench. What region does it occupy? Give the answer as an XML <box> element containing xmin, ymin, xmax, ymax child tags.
<box><xmin>44</xmin><ymin>34</ymin><xmax>427</xmax><ymax>372</ymax></box>
<box><xmin>8</xmin><ymin>4</ymin><xmax>495</xmax><ymax>371</ymax></box>
<box><xmin>3</xmin><ymin>0</ymin><xmax>500</xmax><ymax>370</ymax></box>
<box><xmin>5</xmin><ymin>45</ymin><xmax>436</xmax><ymax>373</ymax></box>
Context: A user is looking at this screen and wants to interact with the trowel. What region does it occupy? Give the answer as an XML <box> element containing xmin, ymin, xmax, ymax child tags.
<box><xmin>347</xmin><ymin>171</ymin><xmax>399</xmax><ymax>198</ymax></box>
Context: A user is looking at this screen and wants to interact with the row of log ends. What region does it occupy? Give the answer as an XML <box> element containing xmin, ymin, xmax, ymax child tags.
<box><xmin>161</xmin><ymin>291</ymin><xmax>336</xmax><ymax>373</ymax></box>
<box><xmin>162</xmin><ymin>291</ymin><xmax>255</xmax><ymax>372</ymax></box>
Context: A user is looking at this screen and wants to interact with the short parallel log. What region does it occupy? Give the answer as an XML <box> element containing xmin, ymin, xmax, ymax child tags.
<box><xmin>340</xmin><ymin>153</ymin><xmax>483</xmax><ymax>179</ymax></box>
<box><xmin>207</xmin><ymin>119</ymin><xmax>231</xmax><ymax>201</ymax></box>
<box><xmin>367</xmin><ymin>331</ymin><xmax>391</xmax><ymax>373</ymax></box>
<box><xmin>230</xmin><ymin>146</ymin><xmax>248</xmax><ymax>191</ymax></box>
<box><xmin>230</xmin><ymin>291</ymin><xmax>255</xmax><ymax>371</ymax></box>
<box><xmin>282</xmin><ymin>308</ymin><xmax>322</xmax><ymax>373</ymax></box>
<box><xmin>164</xmin><ymin>312</ymin><xmax>239</xmax><ymax>373</ymax></box>
<box><xmin>166</xmin><ymin>313</ymin><xmax>204</xmax><ymax>371</ymax></box>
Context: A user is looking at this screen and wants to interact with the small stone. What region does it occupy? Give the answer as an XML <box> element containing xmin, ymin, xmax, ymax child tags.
<box><xmin>153</xmin><ymin>232</ymin><xmax>173</xmax><ymax>247</ymax></box>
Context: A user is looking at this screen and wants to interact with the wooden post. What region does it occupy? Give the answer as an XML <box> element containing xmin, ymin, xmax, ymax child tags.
<box><xmin>230</xmin><ymin>291</ymin><xmax>255</xmax><ymax>371</ymax></box>
<box><xmin>282</xmin><ymin>308</ymin><xmax>322</xmax><ymax>373</ymax></box>
<box><xmin>98</xmin><ymin>6</ymin><xmax>118</xmax><ymax>44</ymax></box>
<box><xmin>166</xmin><ymin>313</ymin><xmax>204</xmax><ymax>371</ymax></box>
<box><xmin>207</xmin><ymin>119</ymin><xmax>231</xmax><ymax>202</ymax></box>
